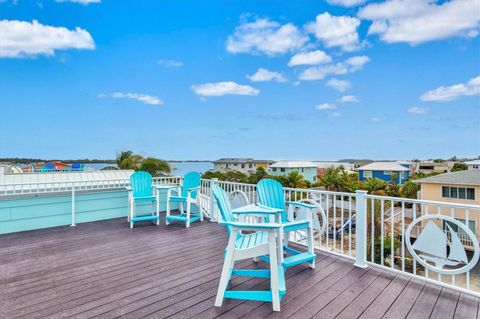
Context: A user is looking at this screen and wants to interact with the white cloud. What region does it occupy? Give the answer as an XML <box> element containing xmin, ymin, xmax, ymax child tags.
<box><xmin>0</xmin><ymin>20</ymin><xmax>94</xmax><ymax>58</ymax></box>
<box><xmin>358</xmin><ymin>0</ymin><xmax>480</xmax><ymax>45</ymax></box>
<box><xmin>101</xmin><ymin>92</ymin><xmax>163</xmax><ymax>105</ymax></box>
<box><xmin>299</xmin><ymin>55</ymin><xmax>370</xmax><ymax>80</ymax></box>
<box><xmin>191</xmin><ymin>81</ymin><xmax>260</xmax><ymax>97</ymax></box>
<box><xmin>288</xmin><ymin>50</ymin><xmax>332</xmax><ymax>66</ymax></box>
<box><xmin>369</xmin><ymin>117</ymin><xmax>384</xmax><ymax>122</ymax></box>
<box><xmin>338</xmin><ymin>95</ymin><xmax>360</xmax><ymax>102</ymax></box>
<box><xmin>247</xmin><ymin>68</ymin><xmax>287</xmax><ymax>82</ymax></box>
<box><xmin>316</xmin><ymin>103</ymin><xmax>337</xmax><ymax>110</ymax></box>
<box><xmin>407</xmin><ymin>106</ymin><xmax>430</xmax><ymax>114</ymax></box>
<box><xmin>420</xmin><ymin>75</ymin><xmax>480</xmax><ymax>101</ymax></box>
<box><xmin>327</xmin><ymin>0</ymin><xmax>366</xmax><ymax>7</ymax></box>
<box><xmin>344</xmin><ymin>55</ymin><xmax>370</xmax><ymax>71</ymax></box>
<box><xmin>226</xmin><ymin>17</ymin><xmax>308</xmax><ymax>56</ymax></box>
<box><xmin>305</xmin><ymin>12</ymin><xmax>361</xmax><ymax>52</ymax></box>
<box><xmin>328</xmin><ymin>112</ymin><xmax>342</xmax><ymax>117</ymax></box>
<box><xmin>326</xmin><ymin>78</ymin><xmax>351</xmax><ymax>92</ymax></box>
<box><xmin>55</xmin><ymin>0</ymin><xmax>101</xmax><ymax>4</ymax></box>
<box><xmin>156</xmin><ymin>59</ymin><xmax>183</xmax><ymax>68</ymax></box>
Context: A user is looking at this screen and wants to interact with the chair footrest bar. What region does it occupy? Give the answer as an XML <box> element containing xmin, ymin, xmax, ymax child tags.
<box><xmin>232</xmin><ymin>269</ymin><xmax>271</xmax><ymax>278</ymax></box>
<box><xmin>131</xmin><ymin>215</ymin><xmax>159</xmax><ymax>223</ymax></box>
<box><xmin>224</xmin><ymin>290</ymin><xmax>273</xmax><ymax>302</ymax></box>
<box><xmin>283</xmin><ymin>252</ymin><xmax>316</xmax><ymax>268</ymax></box>
<box><xmin>166</xmin><ymin>215</ymin><xmax>201</xmax><ymax>223</ymax></box>
<box><xmin>284</xmin><ymin>246</ymin><xmax>302</xmax><ymax>256</ymax></box>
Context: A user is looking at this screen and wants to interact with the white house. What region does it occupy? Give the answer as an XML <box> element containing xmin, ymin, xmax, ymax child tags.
<box><xmin>465</xmin><ymin>160</ymin><xmax>480</xmax><ymax>170</ymax></box>
<box><xmin>212</xmin><ymin>158</ymin><xmax>273</xmax><ymax>174</ymax></box>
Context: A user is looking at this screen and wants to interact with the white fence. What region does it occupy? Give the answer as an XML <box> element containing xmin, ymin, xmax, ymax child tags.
<box><xmin>0</xmin><ymin>177</ymin><xmax>479</xmax><ymax>296</ymax></box>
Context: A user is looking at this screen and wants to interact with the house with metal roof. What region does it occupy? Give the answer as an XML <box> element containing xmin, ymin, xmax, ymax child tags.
<box><xmin>268</xmin><ymin>161</ymin><xmax>318</xmax><ymax>182</ymax></box>
<box><xmin>212</xmin><ymin>158</ymin><xmax>274</xmax><ymax>174</ymax></box>
<box><xmin>465</xmin><ymin>159</ymin><xmax>480</xmax><ymax>170</ymax></box>
<box><xmin>358</xmin><ymin>161</ymin><xmax>411</xmax><ymax>184</ymax></box>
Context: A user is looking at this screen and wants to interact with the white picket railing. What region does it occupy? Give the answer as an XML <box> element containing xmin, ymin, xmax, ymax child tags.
<box><xmin>0</xmin><ymin>177</ymin><xmax>479</xmax><ymax>296</ymax></box>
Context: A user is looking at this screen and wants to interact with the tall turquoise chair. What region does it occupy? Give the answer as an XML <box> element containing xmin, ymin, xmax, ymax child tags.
<box><xmin>166</xmin><ymin>171</ymin><xmax>202</xmax><ymax>227</ymax></box>
<box><xmin>257</xmin><ymin>178</ymin><xmax>316</xmax><ymax>269</ymax></box>
<box><xmin>128</xmin><ymin>171</ymin><xmax>159</xmax><ymax>229</ymax></box>
<box><xmin>212</xmin><ymin>183</ymin><xmax>286</xmax><ymax>312</ymax></box>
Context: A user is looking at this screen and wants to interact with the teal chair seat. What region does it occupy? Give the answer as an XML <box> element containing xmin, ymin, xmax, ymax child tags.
<box><xmin>168</xmin><ymin>196</ymin><xmax>188</xmax><ymax>203</ymax></box>
<box><xmin>133</xmin><ymin>196</ymin><xmax>157</xmax><ymax>203</ymax></box>
<box><xmin>235</xmin><ymin>231</ymin><xmax>269</xmax><ymax>249</ymax></box>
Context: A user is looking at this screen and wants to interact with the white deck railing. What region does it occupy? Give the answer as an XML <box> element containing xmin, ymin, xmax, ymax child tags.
<box><xmin>0</xmin><ymin>177</ymin><xmax>479</xmax><ymax>296</ymax></box>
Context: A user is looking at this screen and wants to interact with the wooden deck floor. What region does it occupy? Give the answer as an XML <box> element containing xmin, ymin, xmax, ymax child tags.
<box><xmin>1</xmin><ymin>218</ymin><xmax>479</xmax><ymax>319</ymax></box>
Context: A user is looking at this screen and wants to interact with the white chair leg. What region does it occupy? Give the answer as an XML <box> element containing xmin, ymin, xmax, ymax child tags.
<box><xmin>186</xmin><ymin>202</ymin><xmax>191</xmax><ymax>228</ymax></box>
<box><xmin>198</xmin><ymin>199</ymin><xmax>203</xmax><ymax>221</ymax></box>
<box><xmin>166</xmin><ymin>199</ymin><xmax>171</xmax><ymax>225</ymax></box>
<box><xmin>308</xmin><ymin>225</ymin><xmax>315</xmax><ymax>269</ymax></box>
<box><xmin>268</xmin><ymin>231</ymin><xmax>281</xmax><ymax>312</ymax></box>
<box><xmin>215</xmin><ymin>231</ymin><xmax>237</xmax><ymax>307</ymax></box>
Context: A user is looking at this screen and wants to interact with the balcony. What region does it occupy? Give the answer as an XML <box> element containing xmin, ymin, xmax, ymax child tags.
<box><xmin>0</xmin><ymin>177</ymin><xmax>479</xmax><ymax>318</ymax></box>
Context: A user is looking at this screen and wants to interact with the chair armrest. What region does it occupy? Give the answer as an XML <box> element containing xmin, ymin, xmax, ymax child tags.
<box><xmin>219</xmin><ymin>221</ymin><xmax>280</xmax><ymax>231</ymax></box>
<box><xmin>282</xmin><ymin>220</ymin><xmax>310</xmax><ymax>227</ymax></box>
<box><xmin>286</xmin><ymin>201</ymin><xmax>317</xmax><ymax>209</ymax></box>
<box><xmin>126</xmin><ymin>186</ymin><xmax>132</xmax><ymax>191</ymax></box>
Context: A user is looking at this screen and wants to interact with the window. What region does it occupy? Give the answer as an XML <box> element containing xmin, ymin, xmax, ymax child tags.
<box><xmin>249</xmin><ymin>164</ymin><xmax>253</xmax><ymax>168</ymax></box>
<box><xmin>281</xmin><ymin>168</ymin><xmax>285</xmax><ymax>172</ymax></box>
<box><xmin>241</xmin><ymin>164</ymin><xmax>245</xmax><ymax>169</ymax></box>
<box><xmin>384</xmin><ymin>171</ymin><xmax>392</xmax><ymax>175</ymax></box>
<box><xmin>442</xmin><ymin>186</ymin><xmax>475</xmax><ymax>200</ymax></box>
<box><xmin>272</xmin><ymin>168</ymin><xmax>277</xmax><ymax>172</ymax></box>
<box><xmin>443</xmin><ymin>219</ymin><xmax>476</xmax><ymax>236</ymax></box>
<box><xmin>363</xmin><ymin>170</ymin><xmax>372</xmax><ymax>178</ymax></box>
<box><xmin>467</xmin><ymin>188</ymin><xmax>475</xmax><ymax>200</ymax></box>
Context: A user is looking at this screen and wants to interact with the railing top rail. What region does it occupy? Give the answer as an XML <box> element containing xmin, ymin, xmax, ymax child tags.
<box><xmin>283</xmin><ymin>187</ymin><xmax>355</xmax><ymax>197</ymax></box>
<box><xmin>0</xmin><ymin>176</ymin><xmax>183</xmax><ymax>187</ymax></box>
<box><xmin>365</xmin><ymin>193</ymin><xmax>480</xmax><ymax>210</ymax></box>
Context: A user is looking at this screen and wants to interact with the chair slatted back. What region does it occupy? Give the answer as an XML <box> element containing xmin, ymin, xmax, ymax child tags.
<box><xmin>130</xmin><ymin>171</ymin><xmax>153</xmax><ymax>198</ymax></box>
<box><xmin>181</xmin><ymin>171</ymin><xmax>201</xmax><ymax>199</ymax></box>
<box><xmin>211</xmin><ymin>183</ymin><xmax>235</xmax><ymax>234</ymax></box>
<box><xmin>257</xmin><ymin>179</ymin><xmax>288</xmax><ymax>222</ymax></box>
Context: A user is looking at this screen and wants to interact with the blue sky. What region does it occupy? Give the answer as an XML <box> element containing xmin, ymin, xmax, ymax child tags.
<box><xmin>0</xmin><ymin>0</ymin><xmax>479</xmax><ymax>161</ymax></box>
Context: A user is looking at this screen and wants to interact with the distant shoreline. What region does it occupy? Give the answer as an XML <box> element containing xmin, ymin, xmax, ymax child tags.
<box><xmin>0</xmin><ymin>158</ymin><xmax>213</xmax><ymax>164</ymax></box>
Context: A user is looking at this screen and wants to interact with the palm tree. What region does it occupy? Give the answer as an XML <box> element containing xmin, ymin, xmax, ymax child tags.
<box><xmin>139</xmin><ymin>157</ymin><xmax>171</xmax><ymax>176</ymax></box>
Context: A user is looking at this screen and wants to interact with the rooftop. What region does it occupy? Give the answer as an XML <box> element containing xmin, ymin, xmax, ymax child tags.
<box><xmin>358</xmin><ymin>162</ymin><xmax>410</xmax><ymax>172</ymax></box>
<box><xmin>270</xmin><ymin>161</ymin><xmax>318</xmax><ymax>168</ymax></box>
<box><xmin>416</xmin><ymin>169</ymin><xmax>480</xmax><ymax>186</ymax></box>
<box><xmin>1</xmin><ymin>218</ymin><xmax>479</xmax><ymax>319</ymax></box>
<box><xmin>213</xmin><ymin>158</ymin><xmax>274</xmax><ymax>164</ymax></box>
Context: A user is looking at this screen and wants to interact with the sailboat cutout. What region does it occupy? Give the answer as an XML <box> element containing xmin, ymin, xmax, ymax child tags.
<box><xmin>412</xmin><ymin>221</ymin><xmax>468</xmax><ymax>269</ymax></box>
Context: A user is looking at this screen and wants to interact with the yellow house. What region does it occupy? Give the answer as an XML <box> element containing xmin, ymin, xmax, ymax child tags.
<box><xmin>416</xmin><ymin>170</ymin><xmax>480</xmax><ymax>242</ymax></box>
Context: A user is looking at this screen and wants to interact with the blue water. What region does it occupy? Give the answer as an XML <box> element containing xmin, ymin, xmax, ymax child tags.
<box><xmin>82</xmin><ymin>161</ymin><xmax>213</xmax><ymax>176</ymax></box>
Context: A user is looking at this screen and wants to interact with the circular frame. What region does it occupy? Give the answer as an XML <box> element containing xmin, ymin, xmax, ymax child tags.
<box><xmin>405</xmin><ymin>214</ymin><xmax>479</xmax><ymax>275</ymax></box>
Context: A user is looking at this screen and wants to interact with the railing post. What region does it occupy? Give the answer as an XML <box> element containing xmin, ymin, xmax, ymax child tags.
<box><xmin>209</xmin><ymin>178</ymin><xmax>218</xmax><ymax>222</ymax></box>
<box><xmin>354</xmin><ymin>190</ymin><xmax>368</xmax><ymax>268</ymax></box>
<box><xmin>71</xmin><ymin>186</ymin><xmax>76</xmax><ymax>227</ymax></box>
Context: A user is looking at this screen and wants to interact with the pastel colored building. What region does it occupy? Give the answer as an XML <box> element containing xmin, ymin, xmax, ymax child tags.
<box><xmin>416</xmin><ymin>170</ymin><xmax>480</xmax><ymax>243</ymax></box>
<box><xmin>358</xmin><ymin>162</ymin><xmax>410</xmax><ymax>184</ymax></box>
<box><xmin>268</xmin><ymin>161</ymin><xmax>318</xmax><ymax>183</ymax></box>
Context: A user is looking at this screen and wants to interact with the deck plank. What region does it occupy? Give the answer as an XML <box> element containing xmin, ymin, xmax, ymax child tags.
<box><xmin>454</xmin><ymin>293</ymin><xmax>479</xmax><ymax>319</ymax></box>
<box><xmin>430</xmin><ymin>288</ymin><xmax>460</xmax><ymax>319</ymax></box>
<box><xmin>0</xmin><ymin>218</ymin><xmax>478</xmax><ymax>319</ymax></box>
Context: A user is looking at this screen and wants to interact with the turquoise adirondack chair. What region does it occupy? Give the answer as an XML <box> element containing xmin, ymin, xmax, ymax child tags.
<box><xmin>211</xmin><ymin>183</ymin><xmax>286</xmax><ymax>312</ymax></box>
<box><xmin>257</xmin><ymin>179</ymin><xmax>316</xmax><ymax>269</ymax></box>
<box><xmin>166</xmin><ymin>171</ymin><xmax>202</xmax><ymax>227</ymax></box>
<box><xmin>128</xmin><ymin>171</ymin><xmax>159</xmax><ymax>229</ymax></box>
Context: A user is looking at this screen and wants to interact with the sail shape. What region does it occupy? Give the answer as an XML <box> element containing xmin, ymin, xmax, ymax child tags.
<box><xmin>446</xmin><ymin>224</ymin><xmax>468</xmax><ymax>264</ymax></box>
<box><xmin>412</xmin><ymin>221</ymin><xmax>448</xmax><ymax>260</ymax></box>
